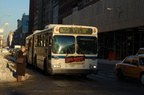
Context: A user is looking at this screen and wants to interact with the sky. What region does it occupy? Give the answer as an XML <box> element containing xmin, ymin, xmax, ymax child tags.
<box><xmin>0</xmin><ymin>0</ymin><xmax>29</xmax><ymax>39</ymax></box>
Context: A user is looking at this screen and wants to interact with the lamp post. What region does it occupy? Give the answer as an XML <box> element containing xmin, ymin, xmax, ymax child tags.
<box><xmin>0</xmin><ymin>23</ymin><xmax>9</xmax><ymax>51</ymax></box>
<box><xmin>0</xmin><ymin>14</ymin><xmax>11</xmax><ymax>27</ymax></box>
<box><xmin>0</xmin><ymin>14</ymin><xmax>11</xmax><ymax>21</ymax></box>
<box><xmin>3</xmin><ymin>23</ymin><xmax>9</xmax><ymax>48</ymax></box>
<box><xmin>5</xmin><ymin>23</ymin><xmax>9</xmax><ymax>27</ymax></box>
<box><xmin>0</xmin><ymin>14</ymin><xmax>10</xmax><ymax>51</ymax></box>
<box><xmin>107</xmin><ymin>7</ymin><xmax>123</xmax><ymax>17</ymax></box>
<box><xmin>0</xmin><ymin>28</ymin><xmax>4</xmax><ymax>51</ymax></box>
<box><xmin>107</xmin><ymin>8</ymin><xmax>122</xmax><ymax>13</ymax></box>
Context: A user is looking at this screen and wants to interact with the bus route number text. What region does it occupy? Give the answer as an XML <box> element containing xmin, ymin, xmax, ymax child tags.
<box><xmin>59</xmin><ymin>27</ymin><xmax>92</xmax><ymax>34</ymax></box>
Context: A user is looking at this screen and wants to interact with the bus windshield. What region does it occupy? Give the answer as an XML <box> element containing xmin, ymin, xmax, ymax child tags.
<box><xmin>52</xmin><ymin>35</ymin><xmax>75</xmax><ymax>54</ymax></box>
<box><xmin>52</xmin><ymin>35</ymin><xmax>97</xmax><ymax>54</ymax></box>
<box><xmin>77</xmin><ymin>36</ymin><xmax>97</xmax><ymax>54</ymax></box>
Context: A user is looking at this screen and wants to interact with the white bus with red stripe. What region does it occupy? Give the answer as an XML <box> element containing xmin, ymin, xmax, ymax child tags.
<box><xmin>26</xmin><ymin>24</ymin><xmax>98</xmax><ymax>76</ymax></box>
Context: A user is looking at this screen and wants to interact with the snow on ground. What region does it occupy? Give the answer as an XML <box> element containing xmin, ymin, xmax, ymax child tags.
<box><xmin>0</xmin><ymin>52</ymin><xmax>30</xmax><ymax>82</ymax></box>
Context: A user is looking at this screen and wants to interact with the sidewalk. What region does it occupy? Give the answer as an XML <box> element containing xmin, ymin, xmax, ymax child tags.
<box><xmin>0</xmin><ymin>53</ymin><xmax>16</xmax><ymax>82</ymax></box>
<box><xmin>0</xmin><ymin>53</ymin><xmax>30</xmax><ymax>82</ymax></box>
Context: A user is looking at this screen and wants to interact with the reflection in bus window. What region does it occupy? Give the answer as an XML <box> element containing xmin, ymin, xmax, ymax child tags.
<box><xmin>43</xmin><ymin>35</ymin><xmax>46</xmax><ymax>47</ymax></box>
<box><xmin>52</xmin><ymin>36</ymin><xmax>75</xmax><ymax>54</ymax></box>
<box><xmin>77</xmin><ymin>36</ymin><xmax>97</xmax><ymax>54</ymax></box>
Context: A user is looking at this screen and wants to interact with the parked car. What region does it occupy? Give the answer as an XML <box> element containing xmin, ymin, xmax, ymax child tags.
<box><xmin>115</xmin><ymin>55</ymin><xmax>144</xmax><ymax>85</ymax></box>
<box><xmin>9</xmin><ymin>48</ymin><xmax>14</xmax><ymax>53</ymax></box>
<box><xmin>11</xmin><ymin>48</ymin><xmax>20</xmax><ymax>57</ymax></box>
<box><xmin>1</xmin><ymin>48</ymin><xmax>9</xmax><ymax>53</ymax></box>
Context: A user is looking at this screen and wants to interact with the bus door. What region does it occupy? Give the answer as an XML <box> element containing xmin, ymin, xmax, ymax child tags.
<box><xmin>44</xmin><ymin>33</ymin><xmax>52</xmax><ymax>60</ymax></box>
<box><xmin>27</xmin><ymin>38</ymin><xmax>33</xmax><ymax>64</ymax></box>
<box><xmin>35</xmin><ymin>34</ymin><xmax>45</xmax><ymax>69</ymax></box>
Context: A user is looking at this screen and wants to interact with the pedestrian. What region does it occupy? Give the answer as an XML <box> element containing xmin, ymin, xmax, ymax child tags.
<box><xmin>15</xmin><ymin>46</ymin><xmax>26</xmax><ymax>82</ymax></box>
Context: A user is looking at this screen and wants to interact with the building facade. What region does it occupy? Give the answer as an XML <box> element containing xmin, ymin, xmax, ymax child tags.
<box><xmin>58</xmin><ymin>0</ymin><xmax>99</xmax><ymax>23</ymax></box>
<box><xmin>7</xmin><ymin>31</ymin><xmax>14</xmax><ymax>48</ymax></box>
<box><xmin>63</xmin><ymin>0</ymin><xmax>144</xmax><ymax>60</ymax></box>
<box><xmin>29</xmin><ymin>0</ymin><xmax>53</xmax><ymax>32</ymax></box>
<box><xmin>12</xmin><ymin>14</ymin><xmax>29</xmax><ymax>47</ymax></box>
<box><xmin>29</xmin><ymin>0</ymin><xmax>144</xmax><ymax>60</ymax></box>
<box><xmin>29</xmin><ymin>0</ymin><xmax>99</xmax><ymax>32</ymax></box>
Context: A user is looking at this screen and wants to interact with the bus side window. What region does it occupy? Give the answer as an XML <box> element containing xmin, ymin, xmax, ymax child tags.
<box><xmin>40</xmin><ymin>35</ymin><xmax>44</xmax><ymax>47</ymax></box>
<box><xmin>45</xmin><ymin>33</ymin><xmax>49</xmax><ymax>47</ymax></box>
<box><xmin>43</xmin><ymin>35</ymin><xmax>46</xmax><ymax>47</ymax></box>
<box><xmin>49</xmin><ymin>36</ymin><xmax>52</xmax><ymax>45</ymax></box>
<box><xmin>37</xmin><ymin>35</ymin><xmax>44</xmax><ymax>47</ymax></box>
<box><xmin>28</xmin><ymin>40</ymin><xmax>31</xmax><ymax>50</ymax></box>
<box><xmin>37</xmin><ymin>35</ymin><xmax>40</xmax><ymax>47</ymax></box>
<box><xmin>34</xmin><ymin>35</ymin><xmax>38</xmax><ymax>47</ymax></box>
<box><xmin>48</xmin><ymin>35</ymin><xmax>52</xmax><ymax>59</ymax></box>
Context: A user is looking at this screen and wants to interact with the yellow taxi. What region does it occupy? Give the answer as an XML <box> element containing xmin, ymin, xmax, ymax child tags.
<box><xmin>115</xmin><ymin>55</ymin><xmax>144</xmax><ymax>85</ymax></box>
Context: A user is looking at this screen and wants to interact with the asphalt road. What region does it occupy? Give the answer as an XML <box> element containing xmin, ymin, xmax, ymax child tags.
<box><xmin>0</xmin><ymin>55</ymin><xmax>144</xmax><ymax>95</ymax></box>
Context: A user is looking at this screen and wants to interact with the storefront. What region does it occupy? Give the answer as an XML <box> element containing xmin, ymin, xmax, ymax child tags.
<box><xmin>98</xmin><ymin>26</ymin><xmax>144</xmax><ymax>60</ymax></box>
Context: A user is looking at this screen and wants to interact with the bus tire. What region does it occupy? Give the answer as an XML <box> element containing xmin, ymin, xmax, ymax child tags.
<box><xmin>44</xmin><ymin>60</ymin><xmax>48</xmax><ymax>75</ymax></box>
<box><xmin>44</xmin><ymin>58</ymin><xmax>51</xmax><ymax>75</ymax></box>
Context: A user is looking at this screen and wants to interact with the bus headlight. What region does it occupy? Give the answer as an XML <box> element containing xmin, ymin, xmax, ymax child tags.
<box><xmin>53</xmin><ymin>64</ymin><xmax>61</xmax><ymax>68</ymax></box>
<box><xmin>93</xmin><ymin>65</ymin><xmax>97</xmax><ymax>68</ymax></box>
<box><xmin>89</xmin><ymin>65</ymin><xmax>97</xmax><ymax>69</ymax></box>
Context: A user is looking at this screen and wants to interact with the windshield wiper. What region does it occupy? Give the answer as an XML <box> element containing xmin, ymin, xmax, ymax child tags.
<box><xmin>76</xmin><ymin>44</ymin><xmax>85</xmax><ymax>57</ymax></box>
<box><xmin>65</xmin><ymin>44</ymin><xmax>75</xmax><ymax>57</ymax></box>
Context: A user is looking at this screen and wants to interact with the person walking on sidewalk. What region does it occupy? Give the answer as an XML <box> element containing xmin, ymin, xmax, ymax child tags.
<box><xmin>15</xmin><ymin>46</ymin><xmax>26</xmax><ymax>82</ymax></box>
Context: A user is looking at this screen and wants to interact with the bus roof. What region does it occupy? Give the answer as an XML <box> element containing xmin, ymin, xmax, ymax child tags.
<box><xmin>30</xmin><ymin>24</ymin><xmax>98</xmax><ymax>35</ymax></box>
<box><xmin>26</xmin><ymin>34</ymin><xmax>33</xmax><ymax>39</ymax></box>
<box><xmin>45</xmin><ymin>24</ymin><xmax>97</xmax><ymax>29</ymax></box>
<box><xmin>26</xmin><ymin>30</ymin><xmax>41</xmax><ymax>39</ymax></box>
<box><xmin>33</xmin><ymin>30</ymin><xmax>41</xmax><ymax>34</ymax></box>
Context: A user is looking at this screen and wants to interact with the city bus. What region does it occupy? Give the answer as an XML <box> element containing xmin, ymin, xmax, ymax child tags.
<box><xmin>25</xmin><ymin>24</ymin><xmax>98</xmax><ymax>76</ymax></box>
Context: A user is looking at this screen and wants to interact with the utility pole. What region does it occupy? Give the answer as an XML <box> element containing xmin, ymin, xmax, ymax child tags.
<box><xmin>0</xmin><ymin>15</ymin><xmax>10</xmax><ymax>51</ymax></box>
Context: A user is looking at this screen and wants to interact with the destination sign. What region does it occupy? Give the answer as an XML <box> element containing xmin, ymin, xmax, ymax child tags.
<box><xmin>59</xmin><ymin>27</ymin><xmax>92</xmax><ymax>34</ymax></box>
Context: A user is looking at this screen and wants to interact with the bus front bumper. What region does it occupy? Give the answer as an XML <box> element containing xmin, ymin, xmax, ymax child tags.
<box><xmin>51</xmin><ymin>69</ymin><xmax>98</xmax><ymax>75</ymax></box>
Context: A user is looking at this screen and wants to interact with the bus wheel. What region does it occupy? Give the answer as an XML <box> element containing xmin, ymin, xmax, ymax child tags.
<box><xmin>44</xmin><ymin>58</ymin><xmax>49</xmax><ymax>76</ymax></box>
<box><xmin>44</xmin><ymin>64</ymin><xmax>48</xmax><ymax>75</ymax></box>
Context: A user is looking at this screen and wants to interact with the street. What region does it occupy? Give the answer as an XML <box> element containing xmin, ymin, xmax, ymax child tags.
<box><xmin>1</xmin><ymin>1</ymin><xmax>144</xmax><ymax>95</ymax></box>
<box><xmin>0</xmin><ymin>53</ymin><xmax>144</xmax><ymax>95</ymax></box>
